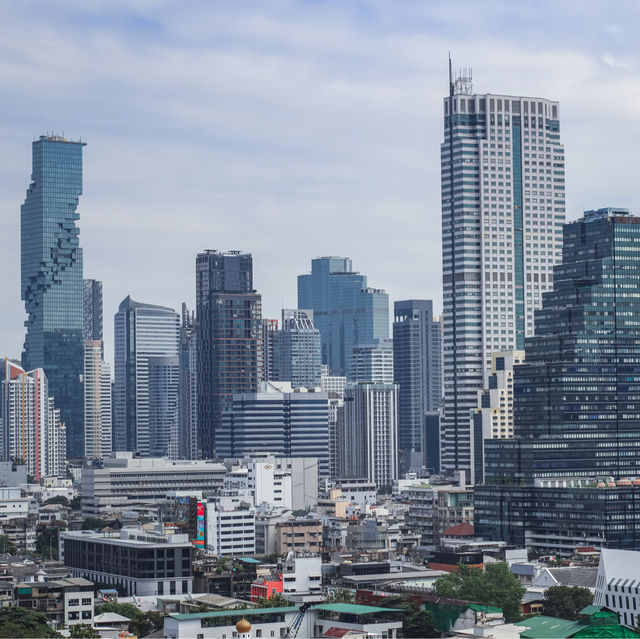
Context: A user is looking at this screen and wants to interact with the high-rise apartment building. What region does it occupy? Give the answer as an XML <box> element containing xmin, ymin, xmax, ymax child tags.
<box><xmin>440</xmin><ymin>71</ymin><xmax>565</xmax><ymax>475</ymax></box>
<box><xmin>178</xmin><ymin>304</ymin><xmax>198</xmax><ymax>460</ymax></box>
<box><xmin>321</xmin><ymin>373</ymin><xmax>346</xmax><ymax>481</ymax></box>
<box><xmin>261</xmin><ymin>319</ymin><xmax>280</xmax><ymax>382</ymax></box>
<box><xmin>349</xmin><ymin>339</ymin><xmax>394</xmax><ymax>384</ymax></box>
<box><xmin>21</xmin><ymin>135</ymin><xmax>86</xmax><ymax>458</ymax></box>
<box><xmin>83</xmin><ymin>279</ymin><xmax>103</xmax><ymax>344</ymax></box>
<box><xmin>1</xmin><ymin>359</ymin><xmax>66</xmax><ymax>479</ymax></box>
<box><xmin>337</xmin><ymin>383</ymin><xmax>399</xmax><ymax>486</ymax></box>
<box><xmin>214</xmin><ymin>382</ymin><xmax>329</xmax><ymax>475</ymax></box>
<box><xmin>470</xmin><ymin>350</ymin><xmax>524</xmax><ymax>484</ymax></box>
<box><xmin>393</xmin><ymin>300</ymin><xmax>443</xmax><ymax>474</ymax></box>
<box><xmin>279</xmin><ymin>309</ymin><xmax>322</xmax><ymax>388</ymax></box>
<box><xmin>113</xmin><ymin>296</ymin><xmax>180</xmax><ymax>456</ymax></box>
<box><xmin>476</xmin><ymin>208</ymin><xmax>640</xmax><ymax>552</ymax></box>
<box><xmin>298</xmin><ymin>257</ymin><xmax>389</xmax><ymax>377</ymax></box>
<box><xmin>83</xmin><ymin>341</ymin><xmax>112</xmax><ymax>459</ymax></box>
<box><xmin>196</xmin><ymin>251</ymin><xmax>262</xmax><ymax>458</ymax></box>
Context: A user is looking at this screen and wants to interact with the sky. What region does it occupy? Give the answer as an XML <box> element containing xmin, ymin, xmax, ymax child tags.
<box><xmin>2</xmin><ymin>0</ymin><xmax>640</xmax><ymax>365</ymax></box>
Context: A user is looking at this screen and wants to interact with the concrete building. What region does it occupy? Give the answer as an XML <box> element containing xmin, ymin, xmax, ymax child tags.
<box><xmin>60</xmin><ymin>528</ymin><xmax>193</xmax><ymax>596</ymax></box>
<box><xmin>470</xmin><ymin>350</ymin><xmax>524</xmax><ymax>484</ymax></box>
<box><xmin>441</xmin><ymin>76</ymin><xmax>565</xmax><ymax>476</ymax></box>
<box><xmin>178</xmin><ymin>304</ymin><xmax>198</xmax><ymax>460</ymax></box>
<box><xmin>338</xmin><ymin>383</ymin><xmax>399</xmax><ymax>486</ymax></box>
<box><xmin>261</xmin><ymin>318</ymin><xmax>280</xmax><ymax>382</ymax></box>
<box><xmin>205</xmin><ymin>496</ymin><xmax>255</xmax><ymax>557</ymax></box>
<box><xmin>322</xmin><ymin>373</ymin><xmax>346</xmax><ymax>481</ymax></box>
<box><xmin>594</xmin><ymin>548</ymin><xmax>640</xmax><ymax>629</ymax></box>
<box><xmin>80</xmin><ymin>452</ymin><xmax>226</xmax><ymax>517</ymax></box>
<box><xmin>279</xmin><ymin>309</ymin><xmax>322</xmax><ymax>388</ymax></box>
<box><xmin>349</xmin><ymin>339</ymin><xmax>394</xmax><ymax>384</ymax></box>
<box><xmin>83</xmin><ymin>340</ymin><xmax>112</xmax><ymax>459</ymax></box>
<box><xmin>276</xmin><ymin>517</ymin><xmax>322</xmax><ymax>555</ymax></box>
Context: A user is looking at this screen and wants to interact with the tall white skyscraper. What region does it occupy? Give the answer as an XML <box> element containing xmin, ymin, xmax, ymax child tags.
<box><xmin>83</xmin><ymin>340</ymin><xmax>112</xmax><ymax>459</ymax></box>
<box><xmin>440</xmin><ymin>68</ymin><xmax>565</xmax><ymax>476</ymax></box>
<box><xmin>113</xmin><ymin>297</ymin><xmax>180</xmax><ymax>456</ymax></box>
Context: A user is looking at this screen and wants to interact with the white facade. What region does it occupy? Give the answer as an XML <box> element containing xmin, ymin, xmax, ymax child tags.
<box><xmin>348</xmin><ymin>339</ymin><xmax>394</xmax><ymax>384</ymax></box>
<box><xmin>441</xmin><ymin>85</ymin><xmax>565</xmax><ymax>475</ymax></box>
<box><xmin>1</xmin><ymin>360</ymin><xmax>66</xmax><ymax>479</ymax></box>
<box><xmin>0</xmin><ymin>487</ymin><xmax>29</xmax><ymax>519</ymax></box>
<box><xmin>83</xmin><ymin>340</ymin><xmax>112</xmax><ymax>459</ymax></box>
<box><xmin>594</xmin><ymin>548</ymin><xmax>640</xmax><ymax>629</ymax></box>
<box><xmin>281</xmin><ymin>555</ymin><xmax>322</xmax><ymax>596</ymax></box>
<box><xmin>206</xmin><ymin>496</ymin><xmax>256</xmax><ymax>556</ymax></box>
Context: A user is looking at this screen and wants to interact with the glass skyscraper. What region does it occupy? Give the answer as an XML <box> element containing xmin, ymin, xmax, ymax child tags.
<box><xmin>297</xmin><ymin>257</ymin><xmax>389</xmax><ymax>377</ymax></box>
<box><xmin>83</xmin><ymin>279</ymin><xmax>103</xmax><ymax>344</ymax></box>
<box><xmin>21</xmin><ymin>135</ymin><xmax>86</xmax><ymax>459</ymax></box>
<box><xmin>196</xmin><ymin>251</ymin><xmax>262</xmax><ymax>459</ymax></box>
<box><xmin>279</xmin><ymin>309</ymin><xmax>322</xmax><ymax>389</ymax></box>
<box><xmin>440</xmin><ymin>72</ymin><xmax>565</xmax><ymax>477</ymax></box>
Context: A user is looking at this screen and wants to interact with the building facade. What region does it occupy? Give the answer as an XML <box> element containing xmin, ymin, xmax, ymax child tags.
<box><xmin>349</xmin><ymin>339</ymin><xmax>394</xmax><ymax>384</ymax></box>
<box><xmin>261</xmin><ymin>318</ymin><xmax>281</xmax><ymax>382</ymax></box>
<box><xmin>393</xmin><ymin>300</ymin><xmax>443</xmax><ymax>474</ymax></box>
<box><xmin>1</xmin><ymin>360</ymin><xmax>66</xmax><ymax>479</ymax></box>
<box><xmin>148</xmin><ymin>356</ymin><xmax>180</xmax><ymax>457</ymax></box>
<box><xmin>196</xmin><ymin>250</ymin><xmax>262</xmax><ymax>458</ymax></box>
<box><xmin>83</xmin><ymin>340</ymin><xmax>112</xmax><ymax>459</ymax></box>
<box><xmin>298</xmin><ymin>257</ymin><xmax>389</xmax><ymax>377</ymax></box>
<box><xmin>338</xmin><ymin>383</ymin><xmax>399</xmax><ymax>486</ymax></box>
<box><xmin>178</xmin><ymin>304</ymin><xmax>198</xmax><ymax>460</ymax></box>
<box><xmin>440</xmin><ymin>75</ymin><xmax>565</xmax><ymax>476</ymax></box>
<box><xmin>279</xmin><ymin>309</ymin><xmax>322</xmax><ymax>388</ymax></box>
<box><xmin>594</xmin><ymin>549</ymin><xmax>640</xmax><ymax>630</ymax></box>
<box><xmin>215</xmin><ymin>382</ymin><xmax>329</xmax><ymax>476</ymax></box>
<box><xmin>113</xmin><ymin>296</ymin><xmax>180</xmax><ymax>455</ymax></box>
<box><xmin>83</xmin><ymin>279</ymin><xmax>103</xmax><ymax>344</ymax></box>
<box><xmin>21</xmin><ymin>135</ymin><xmax>86</xmax><ymax>458</ymax></box>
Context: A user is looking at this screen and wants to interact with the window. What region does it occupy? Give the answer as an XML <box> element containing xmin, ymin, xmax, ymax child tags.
<box><xmin>81</xmin><ymin>598</ymin><xmax>92</xmax><ymax>606</ymax></box>
<box><xmin>82</xmin><ymin>611</ymin><xmax>92</xmax><ymax>620</ymax></box>
<box><xmin>68</xmin><ymin>612</ymin><xmax>79</xmax><ymax>620</ymax></box>
<box><xmin>68</xmin><ymin>599</ymin><xmax>79</xmax><ymax>607</ymax></box>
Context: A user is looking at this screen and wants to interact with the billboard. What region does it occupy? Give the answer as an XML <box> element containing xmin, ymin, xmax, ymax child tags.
<box><xmin>194</xmin><ymin>501</ymin><xmax>205</xmax><ymax>547</ymax></box>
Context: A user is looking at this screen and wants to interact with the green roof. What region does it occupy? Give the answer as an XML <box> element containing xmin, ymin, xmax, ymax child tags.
<box><xmin>579</xmin><ymin>605</ymin><xmax>607</xmax><ymax>615</ymax></box>
<box><xmin>239</xmin><ymin>557</ymin><xmax>262</xmax><ymax>564</ymax></box>
<box><xmin>469</xmin><ymin>603</ymin><xmax>503</xmax><ymax>614</ymax></box>
<box><xmin>516</xmin><ymin>615</ymin><xmax>586</xmax><ymax>639</ymax></box>
<box><xmin>172</xmin><ymin>606</ymin><xmax>299</xmax><ymax>620</ymax></box>
<box><xmin>311</xmin><ymin>603</ymin><xmax>398</xmax><ymax>615</ymax></box>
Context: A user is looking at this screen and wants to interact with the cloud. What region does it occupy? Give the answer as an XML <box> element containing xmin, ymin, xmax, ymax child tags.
<box><xmin>1</xmin><ymin>0</ymin><xmax>640</xmax><ymax>366</ymax></box>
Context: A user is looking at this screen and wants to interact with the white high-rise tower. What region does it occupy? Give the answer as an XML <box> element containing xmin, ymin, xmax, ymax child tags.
<box><xmin>440</xmin><ymin>65</ymin><xmax>565</xmax><ymax>477</ymax></box>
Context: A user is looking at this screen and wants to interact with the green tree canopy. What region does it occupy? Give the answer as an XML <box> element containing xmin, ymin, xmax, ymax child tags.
<box><xmin>0</xmin><ymin>606</ymin><xmax>62</xmax><ymax>638</ymax></box>
<box><xmin>434</xmin><ymin>562</ymin><xmax>525</xmax><ymax>623</ymax></box>
<box><xmin>543</xmin><ymin>586</ymin><xmax>593</xmax><ymax>620</ymax></box>
<box><xmin>324</xmin><ymin>587</ymin><xmax>354</xmax><ymax>603</ymax></box>
<box><xmin>81</xmin><ymin>517</ymin><xmax>106</xmax><ymax>531</ymax></box>
<box><xmin>254</xmin><ymin>593</ymin><xmax>290</xmax><ymax>608</ymax></box>
<box><xmin>381</xmin><ymin>595</ymin><xmax>438</xmax><ymax>638</ymax></box>
<box><xmin>129</xmin><ymin>611</ymin><xmax>164</xmax><ymax>637</ymax></box>
<box><xmin>43</xmin><ymin>496</ymin><xmax>70</xmax><ymax>507</ymax></box>
<box><xmin>0</xmin><ymin>535</ymin><xmax>17</xmax><ymax>555</ymax></box>
<box><xmin>95</xmin><ymin>602</ymin><xmax>141</xmax><ymax>620</ymax></box>
<box><xmin>36</xmin><ymin>527</ymin><xmax>60</xmax><ymax>560</ymax></box>
<box><xmin>68</xmin><ymin>624</ymin><xmax>100</xmax><ymax>638</ymax></box>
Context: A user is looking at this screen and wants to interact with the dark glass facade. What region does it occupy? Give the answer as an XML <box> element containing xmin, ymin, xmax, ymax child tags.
<box><xmin>83</xmin><ymin>279</ymin><xmax>103</xmax><ymax>343</ymax></box>
<box><xmin>21</xmin><ymin>136</ymin><xmax>85</xmax><ymax>458</ymax></box>
<box><xmin>196</xmin><ymin>251</ymin><xmax>262</xmax><ymax>458</ymax></box>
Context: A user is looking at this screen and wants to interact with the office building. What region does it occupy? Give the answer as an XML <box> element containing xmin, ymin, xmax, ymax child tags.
<box><xmin>1</xmin><ymin>360</ymin><xmax>66</xmax><ymax>479</ymax></box>
<box><xmin>440</xmin><ymin>72</ymin><xmax>565</xmax><ymax>475</ymax></box>
<box><xmin>279</xmin><ymin>309</ymin><xmax>322</xmax><ymax>388</ymax></box>
<box><xmin>476</xmin><ymin>208</ymin><xmax>640</xmax><ymax>552</ymax></box>
<box><xmin>393</xmin><ymin>300</ymin><xmax>443</xmax><ymax>474</ymax></box>
<box><xmin>215</xmin><ymin>382</ymin><xmax>329</xmax><ymax>475</ymax></box>
<box><xmin>178</xmin><ymin>304</ymin><xmax>198</xmax><ymax>460</ymax></box>
<box><xmin>205</xmin><ymin>496</ymin><xmax>256</xmax><ymax>556</ymax></box>
<box><xmin>148</xmin><ymin>356</ymin><xmax>180</xmax><ymax>458</ymax></box>
<box><xmin>83</xmin><ymin>279</ymin><xmax>103</xmax><ymax>344</ymax></box>
<box><xmin>21</xmin><ymin>135</ymin><xmax>86</xmax><ymax>458</ymax></box>
<box><xmin>594</xmin><ymin>549</ymin><xmax>640</xmax><ymax>629</ymax></box>
<box><xmin>470</xmin><ymin>350</ymin><xmax>524</xmax><ymax>483</ymax></box>
<box><xmin>82</xmin><ymin>341</ymin><xmax>112</xmax><ymax>459</ymax></box>
<box><xmin>338</xmin><ymin>383</ymin><xmax>399</xmax><ymax>486</ymax></box>
<box><xmin>60</xmin><ymin>528</ymin><xmax>193</xmax><ymax>596</ymax></box>
<box><xmin>322</xmin><ymin>372</ymin><xmax>346</xmax><ymax>481</ymax></box>
<box><xmin>298</xmin><ymin>257</ymin><xmax>389</xmax><ymax>377</ymax></box>
<box><xmin>261</xmin><ymin>318</ymin><xmax>280</xmax><ymax>382</ymax></box>
<box><xmin>80</xmin><ymin>452</ymin><xmax>226</xmax><ymax>516</ymax></box>
<box><xmin>349</xmin><ymin>338</ymin><xmax>394</xmax><ymax>384</ymax></box>
<box><xmin>196</xmin><ymin>250</ymin><xmax>262</xmax><ymax>458</ymax></box>
<box><xmin>113</xmin><ymin>296</ymin><xmax>180</xmax><ymax>455</ymax></box>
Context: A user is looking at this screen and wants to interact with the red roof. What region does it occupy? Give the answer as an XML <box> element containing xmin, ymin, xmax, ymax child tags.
<box><xmin>324</xmin><ymin>628</ymin><xmax>351</xmax><ymax>638</ymax></box>
<box><xmin>441</xmin><ymin>522</ymin><xmax>475</xmax><ymax>537</ymax></box>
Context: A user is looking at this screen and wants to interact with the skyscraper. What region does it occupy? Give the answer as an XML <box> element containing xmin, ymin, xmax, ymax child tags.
<box><xmin>393</xmin><ymin>300</ymin><xmax>443</xmax><ymax>474</ymax></box>
<box><xmin>2</xmin><ymin>359</ymin><xmax>66</xmax><ymax>479</ymax></box>
<box><xmin>279</xmin><ymin>309</ymin><xmax>322</xmax><ymax>388</ymax></box>
<box><xmin>148</xmin><ymin>356</ymin><xmax>180</xmax><ymax>458</ymax></box>
<box><xmin>21</xmin><ymin>135</ymin><xmax>86</xmax><ymax>458</ymax></box>
<box><xmin>440</xmin><ymin>70</ymin><xmax>565</xmax><ymax>476</ymax></box>
<box><xmin>83</xmin><ymin>279</ymin><xmax>103</xmax><ymax>344</ymax></box>
<box><xmin>349</xmin><ymin>339</ymin><xmax>394</xmax><ymax>384</ymax></box>
<box><xmin>196</xmin><ymin>251</ymin><xmax>262</xmax><ymax>458</ymax></box>
<box><xmin>178</xmin><ymin>304</ymin><xmax>198</xmax><ymax>460</ymax></box>
<box><xmin>261</xmin><ymin>319</ymin><xmax>280</xmax><ymax>382</ymax></box>
<box><xmin>113</xmin><ymin>296</ymin><xmax>180</xmax><ymax>456</ymax></box>
<box><xmin>298</xmin><ymin>257</ymin><xmax>389</xmax><ymax>377</ymax></box>
<box><xmin>476</xmin><ymin>208</ymin><xmax>640</xmax><ymax>551</ymax></box>
<box><xmin>83</xmin><ymin>340</ymin><xmax>112</xmax><ymax>459</ymax></box>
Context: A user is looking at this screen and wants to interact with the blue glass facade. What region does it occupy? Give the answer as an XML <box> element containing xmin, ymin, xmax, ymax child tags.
<box><xmin>21</xmin><ymin>136</ymin><xmax>85</xmax><ymax>458</ymax></box>
<box><xmin>297</xmin><ymin>257</ymin><xmax>389</xmax><ymax>377</ymax></box>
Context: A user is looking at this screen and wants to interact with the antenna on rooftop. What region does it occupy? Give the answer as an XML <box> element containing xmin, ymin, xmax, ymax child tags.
<box><xmin>453</xmin><ymin>66</ymin><xmax>473</xmax><ymax>96</ymax></box>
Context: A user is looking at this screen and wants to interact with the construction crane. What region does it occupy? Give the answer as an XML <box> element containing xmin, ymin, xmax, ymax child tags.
<box><xmin>283</xmin><ymin>602</ymin><xmax>312</xmax><ymax>639</ymax></box>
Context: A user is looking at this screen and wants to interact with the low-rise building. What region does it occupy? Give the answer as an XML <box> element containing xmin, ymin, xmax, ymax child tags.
<box><xmin>60</xmin><ymin>527</ymin><xmax>193</xmax><ymax>596</ymax></box>
<box><xmin>276</xmin><ymin>517</ymin><xmax>322</xmax><ymax>555</ymax></box>
<box><xmin>594</xmin><ymin>548</ymin><xmax>640</xmax><ymax>629</ymax></box>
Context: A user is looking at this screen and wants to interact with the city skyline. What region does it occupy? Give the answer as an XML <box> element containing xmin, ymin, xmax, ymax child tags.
<box><xmin>1</xmin><ymin>2</ymin><xmax>640</xmax><ymax>368</ymax></box>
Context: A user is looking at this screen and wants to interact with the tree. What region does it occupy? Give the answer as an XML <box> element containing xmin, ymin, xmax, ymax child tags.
<box><xmin>378</xmin><ymin>484</ymin><xmax>393</xmax><ymax>495</ymax></box>
<box><xmin>324</xmin><ymin>587</ymin><xmax>354</xmax><ymax>603</ymax></box>
<box><xmin>0</xmin><ymin>606</ymin><xmax>62</xmax><ymax>637</ymax></box>
<box><xmin>543</xmin><ymin>586</ymin><xmax>593</xmax><ymax>620</ymax></box>
<box><xmin>81</xmin><ymin>517</ymin><xmax>106</xmax><ymax>531</ymax></box>
<box><xmin>434</xmin><ymin>562</ymin><xmax>526</xmax><ymax>623</ymax></box>
<box><xmin>36</xmin><ymin>527</ymin><xmax>60</xmax><ymax>560</ymax></box>
<box><xmin>43</xmin><ymin>496</ymin><xmax>70</xmax><ymax>507</ymax></box>
<box><xmin>254</xmin><ymin>593</ymin><xmax>290</xmax><ymax>608</ymax></box>
<box><xmin>129</xmin><ymin>611</ymin><xmax>164</xmax><ymax>638</ymax></box>
<box><xmin>0</xmin><ymin>535</ymin><xmax>17</xmax><ymax>555</ymax></box>
<box><xmin>95</xmin><ymin>602</ymin><xmax>141</xmax><ymax>620</ymax></box>
<box><xmin>68</xmin><ymin>624</ymin><xmax>100</xmax><ymax>638</ymax></box>
<box><xmin>382</xmin><ymin>595</ymin><xmax>438</xmax><ymax>638</ymax></box>
<box><xmin>70</xmin><ymin>496</ymin><xmax>81</xmax><ymax>510</ymax></box>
